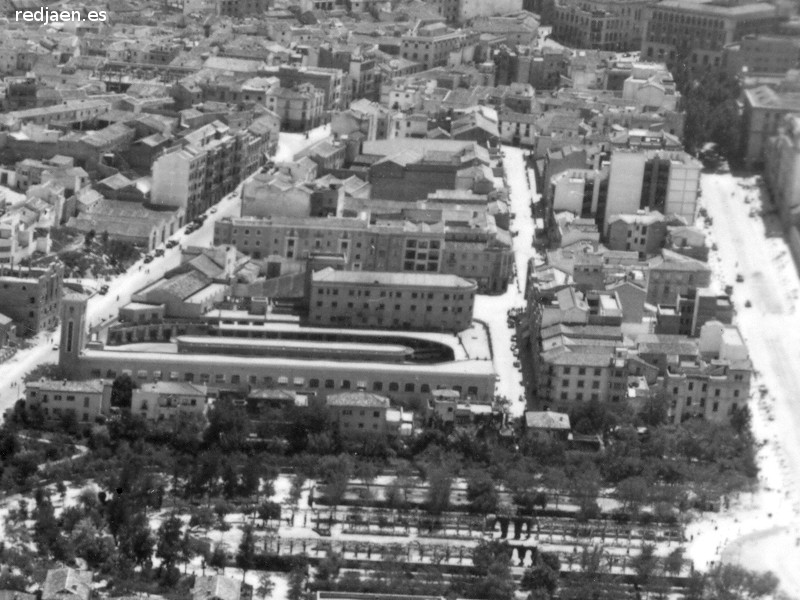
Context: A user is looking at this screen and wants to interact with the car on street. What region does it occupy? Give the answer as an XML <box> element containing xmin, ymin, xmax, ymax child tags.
<box><xmin>143</xmin><ymin>254</ymin><xmax>154</xmax><ymax>264</ymax></box>
<box><xmin>736</xmin><ymin>274</ymin><xmax>744</xmax><ymax>282</ymax></box>
<box><xmin>155</xmin><ymin>248</ymin><xmax>165</xmax><ymax>257</ymax></box>
<box><xmin>745</xmin><ymin>300</ymin><xmax>752</xmax><ymax>307</ymax></box>
<box><xmin>166</xmin><ymin>240</ymin><xmax>177</xmax><ymax>249</ymax></box>
<box><xmin>99</xmin><ymin>285</ymin><xmax>109</xmax><ymax>295</ymax></box>
<box><xmin>513</xmin><ymin>361</ymin><xmax>521</xmax><ymax>368</ymax></box>
<box><xmin>210</xmin><ymin>207</ymin><xmax>217</xmax><ymax>213</ymax></box>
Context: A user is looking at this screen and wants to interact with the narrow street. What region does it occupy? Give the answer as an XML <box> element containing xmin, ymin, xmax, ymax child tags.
<box><xmin>474</xmin><ymin>146</ymin><xmax>540</xmax><ymax>417</ymax></box>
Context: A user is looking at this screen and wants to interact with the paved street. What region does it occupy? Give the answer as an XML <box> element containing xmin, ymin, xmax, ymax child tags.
<box><xmin>699</xmin><ymin>173</ymin><xmax>800</xmax><ymax>597</ymax></box>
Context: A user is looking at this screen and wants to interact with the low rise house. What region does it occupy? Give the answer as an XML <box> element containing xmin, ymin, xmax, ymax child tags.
<box><xmin>326</xmin><ymin>391</ymin><xmax>402</xmax><ymax>438</ymax></box>
<box><xmin>42</xmin><ymin>568</ymin><xmax>92</xmax><ymax>600</ymax></box>
<box><xmin>524</xmin><ymin>411</ymin><xmax>571</xmax><ymax>442</ymax></box>
<box><xmin>131</xmin><ymin>381</ymin><xmax>210</xmax><ymax>422</ymax></box>
<box><xmin>25</xmin><ymin>379</ymin><xmax>111</xmax><ymax>423</ymax></box>
<box><xmin>192</xmin><ymin>575</ymin><xmax>241</xmax><ymax>600</ymax></box>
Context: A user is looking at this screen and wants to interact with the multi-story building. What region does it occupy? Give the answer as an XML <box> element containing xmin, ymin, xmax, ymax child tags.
<box><xmin>741</xmin><ymin>85</ymin><xmax>800</xmax><ymax>168</ymax></box>
<box><xmin>606</xmin><ymin>210</ymin><xmax>667</xmax><ymax>256</ymax></box>
<box><xmin>214</xmin><ymin>214</ymin><xmax>513</xmax><ymax>293</ymax></box>
<box><xmin>646</xmin><ymin>249</ymin><xmax>712</xmax><ymax>306</ymax></box>
<box><xmin>25</xmin><ymin>379</ymin><xmax>110</xmax><ymax>424</ymax></box>
<box><xmin>553</xmin><ymin>0</ymin><xmax>654</xmax><ymax>51</ymax></box>
<box><xmin>723</xmin><ymin>34</ymin><xmax>800</xmax><ymax>77</ymax></box>
<box><xmin>216</xmin><ymin>0</ymin><xmax>269</xmax><ymax>17</ymax></box>
<box><xmin>666</xmin><ymin>322</ymin><xmax>752</xmax><ymax>424</ymax></box>
<box><xmin>400</xmin><ymin>24</ymin><xmax>473</xmax><ymax>71</ymax></box>
<box><xmin>309</xmin><ymin>268</ymin><xmax>476</xmax><ymax>331</ymax></box>
<box><xmin>326</xmin><ymin>392</ymin><xmax>392</xmax><ymax>437</ymax></box>
<box><xmin>764</xmin><ymin>114</ymin><xmax>800</xmax><ymax>227</ymax></box>
<box><xmin>0</xmin><ymin>262</ymin><xmax>63</xmax><ymax>336</ymax></box>
<box><xmin>270</xmin><ymin>65</ymin><xmax>346</xmax><ymax>111</ymax></box>
<box><xmin>641</xmin><ymin>0</ymin><xmax>779</xmax><ymax>69</ymax></box>
<box><xmin>0</xmin><ymin>99</ymin><xmax>111</xmax><ymax>129</ymax></box>
<box><xmin>655</xmin><ymin>286</ymin><xmax>733</xmax><ymax>336</ymax></box>
<box><xmin>131</xmin><ymin>381</ymin><xmax>210</xmax><ymax>422</ymax></box>
<box><xmin>151</xmin><ymin>119</ymin><xmax>274</xmax><ymax>219</ymax></box>
<box><xmin>266</xmin><ymin>83</ymin><xmax>326</xmax><ymax>132</ymax></box>
<box><xmin>58</xmin><ymin>294</ymin><xmax>497</xmax><ymax>404</ymax></box>
<box><xmin>605</xmin><ymin>150</ymin><xmax>702</xmax><ymax>229</ymax></box>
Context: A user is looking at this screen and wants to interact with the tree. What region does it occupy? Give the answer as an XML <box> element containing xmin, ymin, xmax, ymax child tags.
<box><xmin>425</xmin><ymin>468</ymin><xmax>452</xmax><ymax>515</ymax></box>
<box><xmin>631</xmin><ymin>543</ymin><xmax>659</xmax><ymax>587</ymax></box>
<box><xmin>179</xmin><ymin>529</ymin><xmax>195</xmax><ymax>574</ymax></box>
<box><xmin>258</xmin><ymin>501</ymin><xmax>281</xmax><ymax>524</ymax></box>
<box><xmin>315</xmin><ymin>551</ymin><xmax>343</xmax><ymax>583</ymax></box>
<box><xmin>110</xmin><ymin>373</ymin><xmax>135</xmax><ymax>409</ymax></box>
<box><xmin>256</xmin><ymin>573</ymin><xmax>274</xmax><ymax>600</ymax></box>
<box><xmin>289</xmin><ymin>475</ymin><xmax>306</xmax><ymax>506</ymax></box>
<box><xmin>101</xmin><ymin>230</ymin><xmax>110</xmax><ymax>247</ymax></box>
<box><xmin>119</xmin><ymin>510</ymin><xmax>154</xmax><ymax>569</ymax></box>
<box><xmin>617</xmin><ymin>476</ymin><xmax>649</xmax><ymax>514</ymax></box>
<box><xmin>322</xmin><ymin>455</ymin><xmax>353</xmax><ymax>505</ymax></box>
<box><xmin>70</xmin><ymin>518</ymin><xmax>114</xmax><ymax>569</ymax></box>
<box><xmin>521</xmin><ymin>557</ymin><xmax>560</xmax><ymax>599</ymax></box>
<box><xmin>214</xmin><ymin>501</ymin><xmax>230</xmax><ymax>528</ymax></box>
<box><xmin>664</xmin><ymin>547</ymin><xmax>685</xmax><ymax>576</ymax></box>
<box><xmin>354</xmin><ymin>461</ymin><xmax>379</xmax><ymax>493</ymax></box>
<box><xmin>704</xmin><ymin>565</ymin><xmax>779</xmax><ymax>600</ymax></box>
<box><xmin>471</xmin><ymin>540</ymin><xmax>515</xmax><ymax>600</ymax></box>
<box><xmin>155</xmin><ymin>514</ymin><xmax>183</xmax><ymax>573</ymax></box>
<box><xmin>236</xmin><ymin>524</ymin><xmax>256</xmax><ymax>580</ymax></box>
<box><xmin>467</xmin><ymin>472</ymin><xmax>499</xmax><ymax>515</ymax></box>
<box><xmin>240</xmin><ymin>455</ymin><xmax>263</xmax><ymax>498</ymax></box>
<box><xmin>84</xmin><ymin>229</ymin><xmax>96</xmax><ymax>249</ymax></box>
<box><xmin>208</xmin><ymin>543</ymin><xmax>227</xmax><ymax>573</ymax></box>
<box><xmin>288</xmin><ymin>565</ymin><xmax>306</xmax><ymax>600</ymax></box>
<box><xmin>189</xmin><ymin>506</ymin><xmax>216</xmax><ymax>530</ymax></box>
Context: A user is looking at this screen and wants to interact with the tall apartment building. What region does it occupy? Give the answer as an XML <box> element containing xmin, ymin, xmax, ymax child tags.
<box><xmin>641</xmin><ymin>0</ymin><xmax>779</xmax><ymax>69</ymax></box>
<box><xmin>723</xmin><ymin>34</ymin><xmax>800</xmax><ymax>77</ymax></box>
<box><xmin>0</xmin><ymin>262</ymin><xmax>63</xmax><ymax>336</ymax></box>
<box><xmin>151</xmin><ymin>119</ymin><xmax>274</xmax><ymax>219</ymax></box>
<box><xmin>309</xmin><ymin>268</ymin><xmax>476</xmax><ymax>331</ymax></box>
<box><xmin>606</xmin><ymin>150</ymin><xmax>702</xmax><ymax>230</ymax></box>
<box><xmin>266</xmin><ymin>83</ymin><xmax>326</xmax><ymax>132</ymax></box>
<box><xmin>214</xmin><ymin>215</ymin><xmax>513</xmax><ymax>293</ymax></box>
<box><xmin>400</xmin><ymin>24</ymin><xmax>474</xmax><ymax>71</ymax></box>
<box><xmin>553</xmin><ymin>0</ymin><xmax>653</xmax><ymax>51</ymax></box>
<box><xmin>741</xmin><ymin>85</ymin><xmax>800</xmax><ymax>168</ymax></box>
<box><xmin>270</xmin><ymin>65</ymin><xmax>346</xmax><ymax>111</ymax></box>
<box><xmin>764</xmin><ymin>114</ymin><xmax>800</xmax><ymax>226</ymax></box>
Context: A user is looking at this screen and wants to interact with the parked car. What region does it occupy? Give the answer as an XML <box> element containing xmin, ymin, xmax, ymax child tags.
<box><xmin>736</xmin><ymin>274</ymin><xmax>744</xmax><ymax>283</ymax></box>
<box><xmin>143</xmin><ymin>254</ymin><xmax>154</xmax><ymax>264</ymax></box>
<box><xmin>210</xmin><ymin>207</ymin><xmax>218</xmax><ymax>214</ymax></box>
<box><xmin>99</xmin><ymin>285</ymin><xmax>109</xmax><ymax>295</ymax></box>
<box><xmin>155</xmin><ymin>248</ymin><xmax>165</xmax><ymax>257</ymax></box>
<box><xmin>166</xmin><ymin>240</ymin><xmax>177</xmax><ymax>249</ymax></box>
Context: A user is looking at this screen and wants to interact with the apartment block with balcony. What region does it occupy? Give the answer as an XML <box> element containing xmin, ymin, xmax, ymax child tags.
<box><xmin>765</xmin><ymin>114</ymin><xmax>800</xmax><ymax>228</ymax></box>
<box><xmin>265</xmin><ymin>83</ymin><xmax>325</xmax><ymax>132</ymax></box>
<box><xmin>400</xmin><ymin>24</ymin><xmax>473</xmax><ymax>71</ymax></box>
<box><xmin>309</xmin><ymin>267</ymin><xmax>476</xmax><ymax>331</ymax></box>
<box><xmin>666</xmin><ymin>322</ymin><xmax>751</xmax><ymax>424</ymax></box>
<box><xmin>553</xmin><ymin>0</ymin><xmax>654</xmax><ymax>51</ymax></box>
<box><xmin>0</xmin><ymin>262</ymin><xmax>63</xmax><ymax>336</ymax></box>
<box><xmin>151</xmin><ymin>118</ymin><xmax>274</xmax><ymax>219</ymax></box>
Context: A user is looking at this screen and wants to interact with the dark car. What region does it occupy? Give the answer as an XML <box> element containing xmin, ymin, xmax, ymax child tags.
<box><xmin>143</xmin><ymin>254</ymin><xmax>154</xmax><ymax>264</ymax></box>
<box><xmin>99</xmin><ymin>285</ymin><xmax>109</xmax><ymax>295</ymax></box>
<box><xmin>166</xmin><ymin>240</ymin><xmax>177</xmax><ymax>249</ymax></box>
